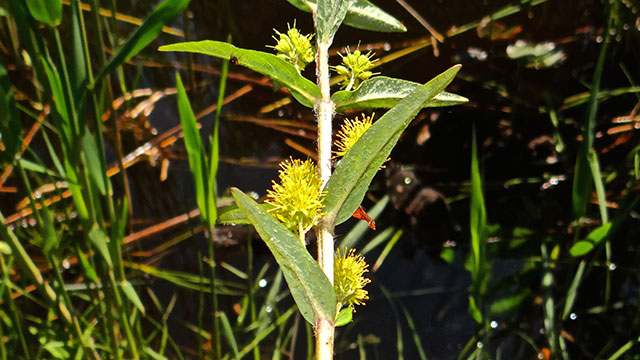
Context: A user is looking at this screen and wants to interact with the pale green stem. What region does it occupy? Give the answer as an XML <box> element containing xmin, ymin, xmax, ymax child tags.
<box><xmin>314</xmin><ymin>40</ymin><xmax>335</xmax><ymax>360</ymax></box>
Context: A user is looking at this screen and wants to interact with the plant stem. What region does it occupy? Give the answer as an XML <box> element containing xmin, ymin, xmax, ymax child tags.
<box><xmin>314</xmin><ymin>39</ymin><xmax>335</xmax><ymax>360</ymax></box>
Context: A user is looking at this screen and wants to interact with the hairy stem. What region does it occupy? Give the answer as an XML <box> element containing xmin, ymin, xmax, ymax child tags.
<box><xmin>315</xmin><ymin>38</ymin><xmax>335</xmax><ymax>360</ymax></box>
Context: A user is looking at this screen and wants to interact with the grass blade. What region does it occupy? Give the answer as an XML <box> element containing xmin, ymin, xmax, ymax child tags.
<box><xmin>94</xmin><ymin>0</ymin><xmax>189</xmax><ymax>85</ymax></box>
<box><xmin>571</xmin><ymin>5</ymin><xmax>613</xmax><ymax>219</ymax></box>
<box><xmin>175</xmin><ymin>72</ymin><xmax>209</xmax><ymax>223</ymax></box>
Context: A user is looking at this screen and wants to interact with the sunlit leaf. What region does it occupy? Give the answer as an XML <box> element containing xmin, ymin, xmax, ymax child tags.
<box><xmin>469</xmin><ymin>127</ymin><xmax>487</xmax><ymax>283</ymax></box>
<box><xmin>159</xmin><ymin>41</ymin><xmax>321</xmax><ymax>108</ymax></box>
<box><xmin>81</xmin><ymin>131</ymin><xmax>107</xmax><ymax>195</ymax></box>
<box><xmin>121</xmin><ymin>280</ymin><xmax>145</xmax><ymax>315</ymax></box>
<box><xmin>569</xmin><ymin>222</ymin><xmax>612</xmax><ymax>257</ymax></box>
<box><xmin>332</xmin><ymin>76</ymin><xmax>468</xmax><ymax>112</ymax></box>
<box><xmin>25</xmin><ymin>0</ymin><xmax>62</xmax><ymax>27</ymax></box>
<box><xmin>231</xmin><ymin>188</ymin><xmax>336</xmax><ymax>326</ymax></box>
<box><xmin>286</xmin><ymin>0</ymin><xmax>406</xmax><ymax>33</ymax></box>
<box><xmin>88</xmin><ymin>225</ymin><xmax>112</xmax><ymax>268</ymax></box>
<box><xmin>0</xmin><ymin>241</ymin><xmax>12</xmax><ymax>255</ymax></box>
<box><xmin>468</xmin><ymin>295</ymin><xmax>483</xmax><ymax>324</ymax></box>
<box><xmin>335</xmin><ymin>307</ymin><xmax>353</xmax><ymax>327</ymax></box>
<box><xmin>175</xmin><ymin>73</ymin><xmax>210</xmax><ymax>223</ymax></box>
<box><xmin>324</xmin><ymin>65</ymin><xmax>461</xmax><ymax>225</ymax></box>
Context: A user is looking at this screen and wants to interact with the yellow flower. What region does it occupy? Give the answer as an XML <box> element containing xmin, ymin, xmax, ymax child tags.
<box><xmin>334</xmin><ymin>248</ymin><xmax>371</xmax><ymax>309</ymax></box>
<box><xmin>268</xmin><ymin>22</ymin><xmax>315</xmax><ymax>73</ymax></box>
<box><xmin>333</xmin><ymin>47</ymin><xmax>378</xmax><ymax>90</ymax></box>
<box><xmin>333</xmin><ymin>113</ymin><xmax>374</xmax><ymax>158</ymax></box>
<box><xmin>265</xmin><ymin>158</ymin><xmax>325</xmax><ymax>242</ymax></box>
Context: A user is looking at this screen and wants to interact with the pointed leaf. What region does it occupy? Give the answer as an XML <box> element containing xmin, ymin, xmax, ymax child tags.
<box><xmin>175</xmin><ymin>73</ymin><xmax>209</xmax><ymax>223</ymax></box>
<box><xmin>41</xmin><ymin>58</ymin><xmax>72</xmax><ymax>149</ymax></box>
<box><xmin>18</xmin><ymin>159</ymin><xmax>60</xmax><ymax>177</ymax></box>
<box><xmin>41</xmin><ymin>205</ymin><xmax>58</xmax><ymax>256</ymax></box>
<box><xmin>25</xmin><ymin>0</ymin><xmax>62</xmax><ymax>27</ymax></box>
<box><xmin>121</xmin><ymin>280</ymin><xmax>145</xmax><ymax>315</ymax></box>
<box><xmin>0</xmin><ymin>241</ymin><xmax>11</xmax><ymax>255</ymax></box>
<box><xmin>569</xmin><ymin>222</ymin><xmax>612</xmax><ymax>257</ymax></box>
<box><xmin>231</xmin><ymin>188</ymin><xmax>336</xmax><ymax>326</ymax></box>
<box><xmin>332</xmin><ymin>76</ymin><xmax>468</xmax><ymax>112</ymax></box>
<box><xmin>469</xmin><ymin>128</ymin><xmax>486</xmax><ymax>283</ymax></box>
<box><xmin>335</xmin><ymin>307</ymin><xmax>353</xmax><ymax>327</ymax></box>
<box><xmin>81</xmin><ymin>131</ymin><xmax>107</xmax><ymax>195</ymax></box>
<box><xmin>0</xmin><ymin>59</ymin><xmax>21</xmax><ymax>163</ymax></box>
<box><xmin>468</xmin><ymin>295</ymin><xmax>483</xmax><ymax>324</ymax></box>
<box><xmin>316</xmin><ymin>0</ymin><xmax>352</xmax><ymax>43</ymax></box>
<box><xmin>88</xmin><ymin>225</ymin><xmax>112</xmax><ymax>268</ymax></box>
<box><xmin>286</xmin><ymin>0</ymin><xmax>406</xmax><ymax>33</ymax></box>
<box><xmin>94</xmin><ymin>0</ymin><xmax>189</xmax><ymax>85</ymax></box>
<box><xmin>324</xmin><ymin>65</ymin><xmax>462</xmax><ymax>225</ymax></box>
<box><xmin>159</xmin><ymin>41</ymin><xmax>321</xmax><ymax>108</ymax></box>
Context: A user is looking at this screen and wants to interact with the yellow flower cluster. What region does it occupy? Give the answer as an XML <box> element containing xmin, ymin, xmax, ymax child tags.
<box><xmin>334</xmin><ymin>248</ymin><xmax>371</xmax><ymax>309</ymax></box>
<box><xmin>333</xmin><ymin>47</ymin><xmax>378</xmax><ymax>90</ymax></box>
<box><xmin>269</xmin><ymin>23</ymin><xmax>315</xmax><ymax>73</ymax></box>
<box><xmin>333</xmin><ymin>113</ymin><xmax>374</xmax><ymax>158</ymax></box>
<box><xmin>265</xmin><ymin>158</ymin><xmax>325</xmax><ymax>242</ymax></box>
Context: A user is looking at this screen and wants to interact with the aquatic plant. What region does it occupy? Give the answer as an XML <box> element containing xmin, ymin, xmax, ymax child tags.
<box><xmin>159</xmin><ymin>1</ymin><xmax>466</xmax><ymax>358</ymax></box>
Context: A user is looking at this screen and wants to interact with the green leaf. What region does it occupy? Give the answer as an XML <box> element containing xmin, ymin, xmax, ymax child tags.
<box><xmin>218</xmin><ymin>312</ymin><xmax>240</xmax><ymax>357</ymax></box>
<box><xmin>316</xmin><ymin>0</ymin><xmax>352</xmax><ymax>44</ymax></box>
<box><xmin>18</xmin><ymin>159</ymin><xmax>60</xmax><ymax>177</ymax></box>
<box><xmin>469</xmin><ymin>127</ymin><xmax>487</xmax><ymax>286</ymax></box>
<box><xmin>43</xmin><ymin>341</ymin><xmax>69</xmax><ymax>359</ymax></box>
<box><xmin>76</xmin><ymin>248</ymin><xmax>98</xmax><ymax>283</ymax></box>
<box><xmin>571</xmin><ymin>5</ymin><xmax>611</xmax><ymax>220</ymax></box>
<box><xmin>0</xmin><ymin>241</ymin><xmax>12</xmax><ymax>255</ymax></box>
<box><xmin>175</xmin><ymin>73</ymin><xmax>209</xmax><ymax>223</ymax></box>
<box><xmin>287</xmin><ymin>0</ymin><xmax>406</xmax><ymax>33</ymax></box>
<box><xmin>25</xmin><ymin>0</ymin><xmax>62</xmax><ymax>27</ymax></box>
<box><xmin>217</xmin><ymin>205</ymin><xmax>251</xmax><ymax>225</ymax></box>
<box><xmin>69</xmin><ymin>1</ymin><xmax>87</xmax><ymax>102</ymax></box>
<box><xmin>0</xmin><ymin>58</ymin><xmax>21</xmax><ymax>163</ymax></box>
<box><xmin>231</xmin><ymin>188</ymin><xmax>336</xmax><ymax>326</ymax></box>
<box><xmin>489</xmin><ymin>289</ymin><xmax>530</xmax><ymax>315</ymax></box>
<box><xmin>41</xmin><ymin>205</ymin><xmax>58</xmax><ymax>256</ymax></box>
<box><xmin>41</xmin><ymin>58</ymin><xmax>72</xmax><ymax>149</ymax></box>
<box><xmin>121</xmin><ymin>280</ymin><xmax>145</xmax><ymax>315</ymax></box>
<box><xmin>332</xmin><ymin>76</ymin><xmax>468</xmax><ymax>112</ymax></box>
<box><xmin>88</xmin><ymin>224</ymin><xmax>112</xmax><ymax>268</ymax></box>
<box><xmin>159</xmin><ymin>41</ymin><xmax>321</xmax><ymax>108</ymax></box>
<box><xmin>143</xmin><ymin>347</ymin><xmax>167</xmax><ymax>360</ymax></box>
<box><xmin>81</xmin><ymin>131</ymin><xmax>107</xmax><ymax>195</ymax></box>
<box><xmin>335</xmin><ymin>307</ymin><xmax>353</xmax><ymax>327</ymax></box>
<box><xmin>94</xmin><ymin>0</ymin><xmax>189</xmax><ymax>85</ymax></box>
<box><xmin>324</xmin><ymin>65</ymin><xmax>462</xmax><ymax>225</ymax></box>
<box><xmin>468</xmin><ymin>295</ymin><xmax>483</xmax><ymax>324</ymax></box>
<box><xmin>569</xmin><ymin>222</ymin><xmax>612</xmax><ymax>257</ymax></box>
